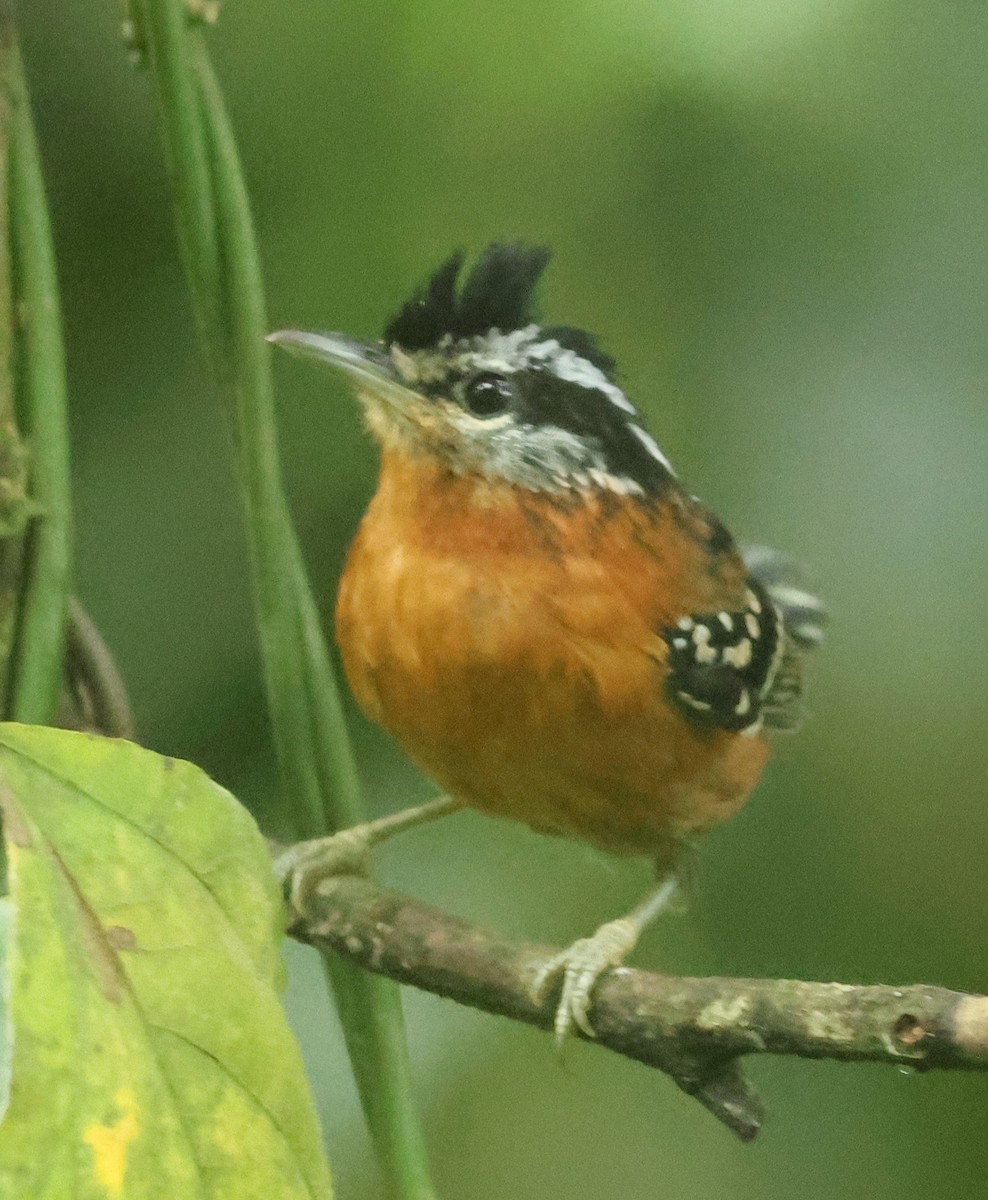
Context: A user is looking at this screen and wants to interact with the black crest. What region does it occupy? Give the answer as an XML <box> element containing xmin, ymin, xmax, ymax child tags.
<box><xmin>384</xmin><ymin>244</ymin><xmax>616</xmax><ymax>374</ymax></box>
<box><xmin>384</xmin><ymin>244</ymin><xmax>549</xmax><ymax>349</ymax></box>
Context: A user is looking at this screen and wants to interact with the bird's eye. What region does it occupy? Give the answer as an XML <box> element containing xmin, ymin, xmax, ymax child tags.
<box><xmin>464</xmin><ymin>372</ymin><xmax>514</xmax><ymax>418</ymax></box>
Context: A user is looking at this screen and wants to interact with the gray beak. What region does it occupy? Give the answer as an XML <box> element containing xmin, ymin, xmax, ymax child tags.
<box><xmin>266</xmin><ymin>329</ymin><xmax>401</xmax><ymax>393</ymax></box>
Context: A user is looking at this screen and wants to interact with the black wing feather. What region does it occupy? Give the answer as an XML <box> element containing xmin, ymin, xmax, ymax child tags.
<box><xmin>662</xmin><ymin>551</ymin><xmax>825</xmax><ymax>734</ymax></box>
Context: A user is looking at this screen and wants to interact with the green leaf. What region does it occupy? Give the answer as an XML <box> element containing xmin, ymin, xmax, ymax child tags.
<box><xmin>0</xmin><ymin>723</ymin><xmax>333</xmax><ymax>1200</ymax></box>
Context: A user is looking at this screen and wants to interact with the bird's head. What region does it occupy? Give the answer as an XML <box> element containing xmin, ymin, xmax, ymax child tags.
<box><xmin>269</xmin><ymin>244</ymin><xmax>675</xmax><ymax>496</ymax></box>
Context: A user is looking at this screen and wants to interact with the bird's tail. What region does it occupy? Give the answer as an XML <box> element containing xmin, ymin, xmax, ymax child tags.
<box><xmin>742</xmin><ymin>545</ymin><xmax>826</xmax><ymax>729</ymax></box>
<box><xmin>742</xmin><ymin>545</ymin><xmax>826</xmax><ymax>650</ymax></box>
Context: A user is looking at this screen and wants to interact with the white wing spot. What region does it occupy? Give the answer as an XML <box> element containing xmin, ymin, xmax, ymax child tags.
<box><xmin>722</xmin><ymin>638</ymin><xmax>752</xmax><ymax>669</ymax></box>
<box><xmin>691</xmin><ymin>625</ymin><xmax>717</xmax><ymax>664</ymax></box>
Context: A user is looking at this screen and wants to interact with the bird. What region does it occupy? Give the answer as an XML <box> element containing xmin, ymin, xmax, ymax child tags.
<box><xmin>268</xmin><ymin>244</ymin><xmax>825</xmax><ymax>1043</ymax></box>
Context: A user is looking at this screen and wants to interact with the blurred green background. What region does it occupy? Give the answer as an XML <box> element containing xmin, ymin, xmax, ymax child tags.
<box><xmin>21</xmin><ymin>1</ymin><xmax>988</xmax><ymax>1196</ymax></box>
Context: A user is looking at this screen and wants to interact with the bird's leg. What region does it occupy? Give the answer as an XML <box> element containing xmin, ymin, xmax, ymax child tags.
<box><xmin>530</xmin><ymin>874</ymin><xmax>680</xmax><ymax>1045</ymax></box>
<box><xmin>275</xmin><ymin>795</ymin><xmax>463</xmax><ymax>916</ymax></box>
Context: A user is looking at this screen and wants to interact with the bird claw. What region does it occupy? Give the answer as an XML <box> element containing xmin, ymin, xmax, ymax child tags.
<box><xmin>530</xmin><ymin>917</ymin><xmax>640</xmax><ymax>1046</ymax></box>
<box><xmin>274</xmin><ymin>827</ymin><xmax>374</xmax><ymax>917</ymax></box>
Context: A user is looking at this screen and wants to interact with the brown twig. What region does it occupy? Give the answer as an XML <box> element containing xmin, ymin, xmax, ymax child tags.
<box><xmin>285</xmin><ymin>873</ymin><xmax>988</xmax><ymax>1141</ymax></box>
<box><xmin>63</xmin><ymin>597</ymin><xmax>135</xmax><ymax>739</ymax></box>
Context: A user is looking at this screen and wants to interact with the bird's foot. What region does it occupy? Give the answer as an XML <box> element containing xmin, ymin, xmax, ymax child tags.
<box><xmin>274</xmin><ymin>795</ymin><xmax>463</xmax><ymax>917</ymax></box>
<box><xmin>530</xmin><ymin>916</ymin><xmax>641</xmax><ymax>1045</ymax></box>
<box><xmin>274</xmin><ymin>826</ymin><xmax>374</xmax><ymax>917</ymax></box>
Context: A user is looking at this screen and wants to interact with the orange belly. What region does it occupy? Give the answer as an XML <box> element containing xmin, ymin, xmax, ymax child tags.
<box><xmin>336</xmin><ymin>451</ymin><xmax>770</xmax><ymax>860</ymax></box>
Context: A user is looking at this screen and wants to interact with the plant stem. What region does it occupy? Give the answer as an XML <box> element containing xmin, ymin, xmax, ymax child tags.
<box><xmin>0</xmin><ymin>12</ymin><xmax>25</xmax><ymax>707</ymax></box>
<box><xmin>130</xmin><ymin>0</ymin><xmax>223</xmax><ymax>380</ymax></box>
<box><xmin>131</xmin><ymin>5</ymin><xmax>437</xmax><ymax>1195</ymax></box>
<box><xmin>6</xmin><ymin>41</ymin><xmax>71</xmax><ymax>724</ymax></box>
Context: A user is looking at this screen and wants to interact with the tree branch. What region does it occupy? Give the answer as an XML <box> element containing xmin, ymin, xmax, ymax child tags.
<box><xmin>286</xmin><ymin>874</ymin><xmax>988</xmax><ymax>1142</ymax></box>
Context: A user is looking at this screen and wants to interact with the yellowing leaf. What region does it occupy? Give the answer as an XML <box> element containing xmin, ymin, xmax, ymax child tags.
<box><xmin>0</xmin><ymin>724</ymin><xmax>332</xmax><ymax>1200</ymax></box>
<box><xmin>83</xmin><ymin>1088</ymin><xmax>140</xmax><ymax>1193</ymax></box>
